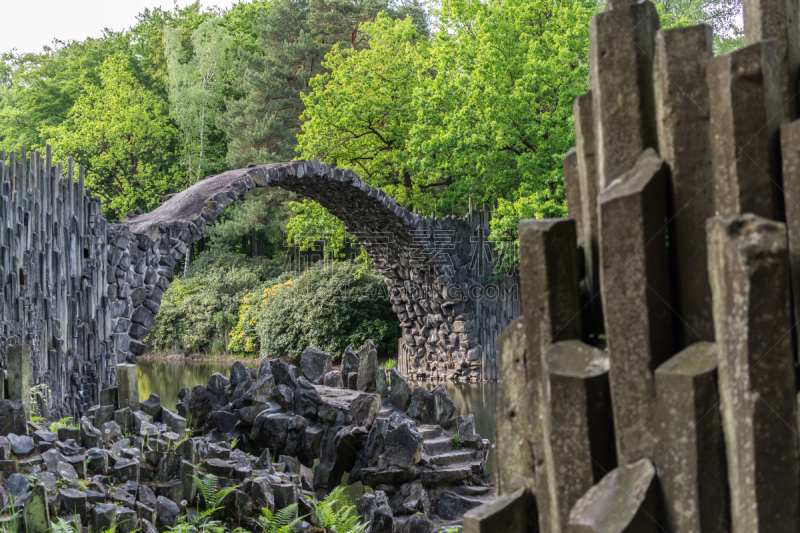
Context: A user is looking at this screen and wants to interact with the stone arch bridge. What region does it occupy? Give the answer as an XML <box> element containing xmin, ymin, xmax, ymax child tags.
<box><xmin>108</xmin><ymin>161</ymin><xmax>518</xmax><ymax>383</ymax></box>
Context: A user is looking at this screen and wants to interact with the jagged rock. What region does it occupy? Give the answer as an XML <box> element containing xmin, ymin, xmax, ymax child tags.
<box><xmin>139</xmin><ymin>394</ymin><xmax>162</xmax><ymax>420</ymax></box>
<box><xmin>406</xmin><ymin>387</ymin><xmax>429</xmax><ymax>420</ymax></box>
<box><xmin>114</xmin><ymin>458</ymin><xmax>140</xmax><ymax>483</ymax></box>
<box><xmin>138</xmin><ymin>485</ymin><xmax>157</xmax><ymax>507</ymax></box>
<box><xmin>156</xmin><ymin>480</ymin><xmax>183</xmax><ymax>504</ymax></box>
<box><xmin>293</xmin><ymin>378</ymin><xmax>323</xmax><ymax>418</ymax></box>
<box><xmin>161</xmin><ymin>408</ymin><xmax>185</xmax><ymax>435</ymax></box>
<box><xmin>212</xmin><ymin>410</ymin><xmax>239</xmax><ymax>434</ymax></box>
<box><xmin>252</xmin><ymin>412</ymin><xmax>291</xmax><ymax>451</ymax></box>
<box><xmin>436</xmin><ymin>491</ymin><xmax>484</xmax><ymax>519</ymax></box>
<box><xmin>114</xmin><ymin>408</ymin><xmax>135</xmax><ymax>435</ymax></box>
<box><xmin>110</xmin><ymin>487</ymin><xmax>136</xmax><ymax>509</ymax></box>
<box><xmin>384</xmin><ymin>419</ymin><xmax>423</xmax><ymax>469</ymax></box>
<box><xmin>455</xmin><ymin>414</ymin><xmax>481</xmax><ymax>449</ymax></box>
<box><xmin>23</xmin><ymin>485</ymin><xmax>49</xmax><ymax>533</ymax></box>
<box><xmin>273</xmin><ymin>360</ymin><xmax>298</xmax><ymax>389</ymax></box>
<box><xmin>101</xmin><ymin>421</ymin><xmax>121</xmax><ymax>442</ymax></box>
<box><xmin>258</xmin><ymin>357</ymin><xmax>273</xmax><ymax>380</ymax></box>
<box><xmin>358</xmin><ymin>491</ymin><xmax>394</xmax><ymax>533</ymax></box>
<box><xmin>402</xmin><ymin>513</ymin><xmax>434</xmax><ymax>533</ymax></box>
<box><xmin>188</xmin><ymin>384</ymin><xmax>213</xmax><ymax>429</ymax></box>
<box><xmin>9</xmin><ymin>434</ymin><xmax>35</xmax><ymax>456</ymax></box>
<box><xmin>425</xmin><ymin>385</ymin><xmax>456</xmax><ymax>428</ymax></box>
<box><xmin>347</xmin><ymin>373</ymin><xmax>358</xmax><ymax>390</ymax></box>
<box><xmin>0</xmin><ymin>401</ymin><xmax>27</xmax><ymax>436</ymax></box>
<box><xmin>59</xmin><ymin>489</ymin><xmax>88</xmax><ymax>522</ymax></box>
<box><xmin>80</xmin><ymin>417</ymin><xmax>103</xmax><ymax>450</ymax></box>
<box><xmin>95</xmin><ymin>405</ymin><xmax>115</xmax><ymax>427</ymax></box>
<box><xmin>245</xmin><ymin>375</ymin><xmax>275</xmax><ymax>405</ymax></box>
<box><xmin>324</xmin><ymin>371</ymin><xmax>343</xmax><ymax>388</ymax></box>
<box><xmin>390</xmin><ymin>480</ymin><xmax>431</xmax><ymax>516</ymax></box>
<box><xmin>253</xmin><ymin>477</ymin><xmax>276</xmax><ymax>511</ymax></box>
<box><xmin>272</xmin><ymin>482</ymin><xmax>297</xmax><ymax>510</ymax></box>
<box><xmin>230</xmin><ymin>362</ymin><xmax>251</xmax><ymax>389</ymax></box>
<box><xmin>301</xmin><ymin>347</ymin><xmax>333</xmax><ymax>385</ymax></box>
<box><xmin>357</xmin><ymin>340</ymin><xmax>379</xmax><ymax>392</ymax></box>
<box><xmin>389</xmin><ymin>368</ymin><xmax>412</xmax><ymax>411</ymax></box>
<box><xmin>221</xmin><ymin>489</ymin><xmax>253</xmax><ymax>519</ymax></box>
<box><xmin>341</xmin><ymin>346</ymin><xmax>360</xmax><ymax>387</ymax></box>
<box><xmin>206</xmin><ymin>373</ymin><xmax>230</xmax><ymax>410</ymax></box>
<box><xmin>56</xmin><ymin>462</ymin><xmax>79</xmax><ymax>482</ymax></box>
<box><xmin>42</xmin><ymin>448</ymin><xmax>67</xmax><ymax>472</ymax></box>
<box><xmin>7</xmin><ymin>473</ymin><xmax>28</xmax><ymax>496</ymax></box>
<box><xmin>377</xmin><ymin>369</ymin><xmax>389</xmax><ymax>398</ymax></box>
<box><xmin>350</xmin><ymin>393</ymin><xmax>381</xmax><ymax>430</ymax></box>
<box><xmin>179</xmin><ymin>460</ymin><xmax>198</xmax><ymax>503</ymax></box>
<box><xmin>156</xmin><ymin>496</ymin><xmax>181</xmax><ymax>528</ymax></box>
<box><xmin>335</xmin><ymin>426</ymin><xmax>369</xmax><ymax>471</ymax></box>
<box><xmin>273</xmin><ymin>384</ymin><xmax>294</xmax><ymax>408</ymax></box>
<box><xmin>32</xmin><ymin>429</ymin><xmax>57</xmax><ymax>450</ymax></box>
<box><xmin>93</xmin><ymin>503</ymin><xmax>118</xmax><ymax>533</ymax></box>
<box><xmin>116</xmin><ymin>507</ymin><xmax>138</xmax><ymax>533</ymax></box>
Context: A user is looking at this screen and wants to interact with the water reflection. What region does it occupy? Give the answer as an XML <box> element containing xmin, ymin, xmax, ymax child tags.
<box><xmin>137</xmin><ymin>360</ymin><xmax>497</xmax><ymax>474</ymax></box>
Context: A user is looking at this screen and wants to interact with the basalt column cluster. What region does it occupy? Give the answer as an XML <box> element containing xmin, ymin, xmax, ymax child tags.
<box><xmin>0</xmin><ymin>147</ymin><xmax>111</xmax><ymax>419</ymax></box>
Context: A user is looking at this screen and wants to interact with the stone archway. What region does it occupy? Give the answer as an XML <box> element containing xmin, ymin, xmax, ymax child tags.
<box><xmin>107</xmin><ymin>160</ymin><xmax>519</xmax><ymax>381</ymax></box>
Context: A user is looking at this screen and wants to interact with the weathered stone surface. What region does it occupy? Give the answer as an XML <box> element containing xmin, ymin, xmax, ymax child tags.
<box><xmin>9</xmin><ymin>433</ymin><xmax>34</xmax><ymax>456</ymax></box>
<box><xmin>406</xmin><ymin>387</ymin><xmax>429</xmax><ymax>421</ymax></box>
<box><xmin>155</xmin><ymin>496</ymin><xmax>181</xmax><ymax>528</ymax></box>
<box><xmin>588</xmin><ymin>0</ymin><xmax>659</xmax><ymax>190</ymax></box>
<box><xmin>541</xmin><ymin>340</ymin><xmax>614</xmax><ymax>533</ymax></box>
<box><xmin>7</xmin><ymin>346</ymin><xmax>32</xmax><ymax>419</ymax></box>
<box><xmin>318</xmin><ymin>370</ymin><xmax>339</xmax><ymax>389</ymax></box>
<box><xmin>654</xmin><ymin>341</ymin><xmax>728</xmax><ymax>533</ymax></box>
<box><xmin>293</xmin><ymin>378</ymin><xmax>323</xmax><ymax>419</ymax></box>
<box><xmin>568</xmin><ymin>459</ymin><xmax>658</xmax><ymax>533</ymax></box>
<box><xmin>781</xmin><ymin>120</ymin><xmax>800</xmax><ymax>347</ymax></box>
<box><xmin>707</xmin><ymin>214</ymin><xmax>799</xmax><ymax>532</ymax></box>
<box><xmin>341</xmin><ymin>346</ymin><xmax>360</xmax><ymax>388</ymax></box>
<box><xmin>187</xmin><ymin>384</ymin><xmax>212</xmax><ymax>429</ymax></box>
<box><xmin>23</xmin><ymin>485</ymin><xmax>49</xmax><ymax>533</ymax></box>
<box><xmin>139</xmin><ymin>393</ymin><xmax>162</xmax><ymax>420</ymax></box>
<box><xmin>206</xmin><ymin>373</ymin><xmax>230</xmax><ymax>410</ymax></box>
<box><xmin>0</xmin><ymin>402</ymin><xmax>27</xmax><ymax>438</ymax></box>
<box><xmin>708</xmin><ymin>41</ymin><xmax>783</xmax><ymax>220</ymax></box>
<box><xmin>463</xmin><ymin>487</ymin><xmax>535</xmax><ymax>533</ymax></box>
<box><xmin>389</xmin><ymin>480</ymin><xmax>431</xmax><ymax>516</ymax></box>
<box><xmin>300</xmin><ymin>347</ymin><xmax>333</xmax><ymax>384</ymax></box>
<box><xmin>117</xmin><ymin>364</ymin><xmax>139</xmax><ymax>410</ymax></box>
<box><xmin>437</xmin><ymin>491</ymin><xmax>485</xmax><ymax>520</ymax></box>
<box><xmin>402</xmin><ymin>513</ymin><xmax>435</xmax><ymax>533</ymax></box>
<box><xmin>597</xmin><ymin>148</ymin><xmax>673</xmax><ymax>465</ymax></box>
<box><xmin>744</xmin><ymin>0</ymin><xmax>800</xmax><ymax>120</ymax></box>
<box><xmin>425</xmin><ymin>385</ymin><xmax>455</xmax><ymax>428</ymax></box>
<box><xmin>93</xmin><ymin>503</ymin><xmax>118</xmax><ymax>533</ymax></box>
<box><xmin>356</xmin><ymin>340</ymin><xmax>379</xmax><ymax>392</ymax></box>
<box><xmin>376</xmin><ymin>368</ymin><xmax>389</xmax><ymax>398</ymax></box>
<box><xmin>654</xmin><ymin>24</ymin><xmax>715</xmax><ymax>347</ymax></box>
<box><xmin>273</xmin><ymin>360</ymin><xmax>298</xmax><ymax>390</ymax></box>
<box><xmin>389</xmin><ymin>368</ymin><xmax>412</xmax><ymax>411</ymax></box>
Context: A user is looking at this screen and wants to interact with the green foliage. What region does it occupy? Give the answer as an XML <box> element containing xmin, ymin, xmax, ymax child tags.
<box><xmin>49</xmin><ymin>518</ymin><xmax>80</xmax><ymax>533</ymax></box>
<box><xmin>219</xmin><ymin>0</ymin><xmax>427</xmax><ymax>168</ymax></box>
<box><xmin>149</xmin><ymin>248</ymin><xmax>285</xmax><ymax>353</ymax></box>
<box><xmin>230</xmin><ymin>279</ymin><xmax>293</xmax><ymax>354</ymax></box>
<box><xmin>488</xmin><ymin>178</ymin><xmax>568</xmax><ymax>272</ymax></box>
<box><xmin>44</xmin><ymin>52</ymin><xmax>184</xmax><ymax>221</ymax></box>
<box><xmin>205</xmin><ymin>187</ymin><xmax>296</xmax><ymax>257</ymax></box>
<box><xmin>285</xmin><ymin>199</ymin><xmax>363</xmax><ymax>261</ymax></box>
<box><xmin>256</xmin><ymin>504</ymin><xmax>303</xmax><ymax>533</ymax></box>
<box><xmin>194</xmin><ymin>472</ymin><xmax>240</xmax><ymax>511</ymax></box>
<box><xmin>257</xmin><ymin>260</ymin><xmax>400</xmax><ymax>359</ymax></box>
<box><xmin>49</xmin><ymin>417</ymin><xmax>77</xmax><ymax>434</ymax></box>
<box><xmin>657</xmin><ymin>0</ymin><xmax>743</xmax><ymax>54</ymax></box>
<box><xmin>310</xmin><ymin>486</ymin><xmax>368</xmax><ymax>533</ymax></box>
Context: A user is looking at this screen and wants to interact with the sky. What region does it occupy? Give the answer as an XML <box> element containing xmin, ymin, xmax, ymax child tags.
<box><xmin>0</xmin><ymin>0</ymin><xmax>241</xmax><ymax>55</ymax></box>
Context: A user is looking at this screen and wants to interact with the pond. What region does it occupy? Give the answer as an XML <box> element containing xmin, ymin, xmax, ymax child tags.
<box><xmin>137</xmin><ymin>360</ymin><xmax>497</xmax><ymax>474</ymax></box>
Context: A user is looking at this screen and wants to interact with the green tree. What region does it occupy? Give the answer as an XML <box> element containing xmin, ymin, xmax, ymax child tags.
<box><xmin>167</xmin><ymin>17</ymin><xmax>231</xmax><ymax>181</ymax></box>
<box><xmin>45</xmin><ymin>53</ymin><xmax>184</xmax><ymax>220</ymax></box>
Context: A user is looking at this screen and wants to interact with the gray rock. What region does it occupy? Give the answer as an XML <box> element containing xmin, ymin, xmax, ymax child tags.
<box><xmin>80</xmin><ymin>417</ymin><xmax>103</xmax><ymax>449</ymax></box>
<box><xmin>9</xmin><ymin>434</ymin><xmax>35</xmax><ymax>456</ymax></box>
<box><xmin>206</xmin><ymin>373</ymin><xmax>230</xmax><ymax>410</ymax></box>
<box><xmin>341</xmin><ymin>345</ymin><xmax>360</xmax><ymax>387</ymax></box>
<box><xmin>358</xmin><ymin>490</ymin><xmax>394</xmax><ymax>533</ymax></box>
<box><xmin>390</xmin><ymin>480</ymin><xmax>431</xmax><ymax>516</ymax></box>
<box><xmin>229</xmin><ymin>362</ymin><xmax>251</xmax><ymax>389</ymax></box>
<box><xmin>156</xmin><ymin>496</ymin><xmax>181</xmax><ymax>528</ymax></box>
<box><xmin>23</xmin><ymin>485</ymin><xmax>49</xmax><ymax>533</ymax></box>
<box><xmin>293</xmin><ymin>378</ymin><xmax>322</xmax><ymax>419</ymax></box>
<box><xmin>114</xmin><ymin>458</ymin><xmax>140</xmax><ymax>483</ymax></box>
<box><xmin>377</xmin><ymin>369</ymin><xmax>389</xmax><ymax>397</ymax></box>
<box><xmin>356</xmin><ymin>340</ymin><xmax>379</xmax><ymax>392</ymax></box>
<box><xmin>92</xmin><ymin>503</ymin><xmax>118</xmax><ymax>533</ymax></box>
<box><xmin>245</xmin><ymin>375</ymin><xmax>276</xmax><ymax>405</ymax></box>
<box><xmin>221</xmin><ymin>489</ymin><xmax>252</xmax><ymax>520</ymax></box>
<box><xmin>273</xmin><ymin>384</ymin><xmax>294</xmax><ymax>408</ymax></box>
<box><xmin>258</xmin><ymin>357</ymin><xmax>273</xmax><ymax>380</ymax></box>
<box><xmin>138</xmin><ymin>485</ymin><xmax>157</xmax><ymax>506</ymax></box>
<box><xmin>0</xmin><ymin>401</ymin><xmax>27</xmax><ymax>436</ymax></box>
<box><xmin>402</xmin><ymin>513</ymin><xmax>434</xmax><ymax>533</ymax></box>
<box><xmin>59</xmin><ymin>488</ymin><xmax>88</xmax><ymax>522</ymax></box>
<box><xmin>7</xmin><ymin>473</ymin><xmax>28</xmax><ymax>496</ymax></box>
<box><xmin>139</xmin><ymin>393</ymin><xmax>162</xmax><ymax>420</ymax></box>
<box><xmin>424</xmin><ymin>385</ymin><xmax>456</xmax><ymax>428</ymax></box>
<box><xmin>436</xmin><ymin>490</ymin><xmax>484</xmax><ymax>520</ymax></box>
<box><xmin>253</xmin><ymin>477</ymin><xmax>275</xmax><ymax>511</ymax></box>
<box><xmin>384</xmin><ymin>420</ymin><xmax>423</xmax><ymax>469</ymax></box>
<box><xmin>301</xmin><ymin>347</ymin><xmax>333</xmax><ymax>384</ymax></box>
<box><xmin>55</xmin><ymin>461</ymin><xmax>79</xmax><ymax>482</ymax></box>
<box><xmin>350</xmin><ymin>393</ymin><xmax>381</xmax><ymax>430</ymax></box>
<box><xmin>161</xmin><ymin>408</ymin><xmax>186</xmax><ymax>435</ymax></box>
<box><xmin>188</xmin><ymin>384</ymin><xmax>213</xmax><ymax>429</ymax></box>
<box><xmin>273</xmin><ymin>360</ymin><xmax>298</xmax><ymax>389</ymax></box>
<box><xmin>324</xmin><ymin>370</ymin><xmax>343</xmax><ymax>388</ymax></box>
<box><xmin>389</xmin><ymin>368</ymin><xmax>412</xmax><ymax>411</ymax></box>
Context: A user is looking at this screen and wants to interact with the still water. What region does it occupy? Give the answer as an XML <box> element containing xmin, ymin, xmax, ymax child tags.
<box><xmin>137</xmin><ymin>360</ymin><xmax>497</xmax><ymax>473</ymax></box>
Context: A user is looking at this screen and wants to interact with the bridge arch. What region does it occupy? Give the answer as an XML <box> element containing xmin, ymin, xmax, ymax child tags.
<box><xmin>108</xmin><ymin>160</ymin><xmax>519</xmax><ymax>380</ymax></box>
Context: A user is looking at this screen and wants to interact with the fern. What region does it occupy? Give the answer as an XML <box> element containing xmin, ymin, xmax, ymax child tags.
<box><xmin>312</xmin><ymin>487</ymin><xmax>368</xmax><ymax>533</ymax></box>
<box><xmin>49</xmin><ymin>417</ymin><xmax>77</xmax><ymax>434</ymax></box>
<box><xmin>257</xmin><ymin>504</ymin><xmax>302</xmax><ymax>533</ymax></box>
<box><xmin>192</xmin><ymin>473</ymin><xmax>240</xmax><ymax>511</ymax></box>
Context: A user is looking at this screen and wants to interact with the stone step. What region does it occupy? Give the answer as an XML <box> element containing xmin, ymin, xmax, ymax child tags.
<box><xmin>420</xmin><ymin>465</ymin><xmax>472</xmax><ymax>486</ymax></box>
<box><xmin>417</xmin><ymin>425</ymin><xmax>443</xmax><ymax>440</ymax></box>
<box><xmin>424</xmin><ymin>436</ymin><xmax>452</xmax><ymax>455</ymax></box>
<box><xmin>429</xmin><ymin>450</ymin><xmax>476</xmax><ymax>467</ymax></box>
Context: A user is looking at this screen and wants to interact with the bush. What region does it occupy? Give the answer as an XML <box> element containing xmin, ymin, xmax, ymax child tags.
<box><xmin>257</xmin><ymin>261</ymin><xmax>400</xmax><ymax>359</ymax></box>
<box><xmin>148</xmin><ymin>247</ymin><xmax>285</xmax><ymax>353</ymax></box>
<box><xmin>229</xmin><ymin>279</ymin><xmax>293</xmax><ymax>354</ymax></box>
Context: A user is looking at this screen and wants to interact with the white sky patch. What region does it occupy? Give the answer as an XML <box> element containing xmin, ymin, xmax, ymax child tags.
<box><xmin>1</xmin><ymin>0</ymin><xmax>241</xmax><ymax>55</ymax></box>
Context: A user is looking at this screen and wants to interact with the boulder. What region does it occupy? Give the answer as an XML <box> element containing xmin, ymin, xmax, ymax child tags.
<box><xmin>229</xmin><ymin>362</ymin><xmax>251</xmax><ymax>389</ymax></box>
<box><xmin>187</xmin><ymin>384</ymin><xmax>213</xmax><ymax>429</ymax></box>
<box><xmin>92</xmin><ymin>503</ymin><xmax>118</xmax><ymax>533</ymax></box>
<box><xmin>389</xmin><ymin>368</ymin><xmax>412</xmax><ymax>411</ymax></box>
<box><xmin>300</xmin><ymin>347</ymin><xmax>333</xmax><ymax>384</ymax></box>
<box><xmin>350</xmin><ymin>393</ymin><xmax>381</xmax><ymax>430</ymax></box>
<box><xmin>377</xmin><ymin>369</ymin><xmax>389</xmax><ymax>397</ymax></box>
<box><xmin>273</xmin><ymin>360</ymin><xmax>297</xmax><ymax>389</ymax></box>
<box><xmin>272</xmin><ymin>385</ymin><xmax>294</xmax><ymax>408</ymax></box>
<box><xmin>384</xmin><ymin>419</ymin><xmax>423</xmax><ymax>469</ymax></box>
<box><xmin>293</xmin><ymin>378</ymin><xmax>322</xmax><ymax>419</ymax></box>
<box><xmin>0</xmin><ymin>401</ymin><xmax>27</xmax><ymax>436</ymax></box>
<box><xmin>9</xmin><ymin>433</ymin><xmax>35</xmax><ymax>456</ymax></box>
<box><xmin>23</xmin><ymin>485</ymin><xmax>49</xmax><ymax>533</ymax></box>
<box><xmin>258</xmin><ymin>357</ymin><xmax>273</xmax><ymax>380</ymax></box>
<box><xmin>324</xmin><ymin>371</ymin><xmax>343</xmax><ymax>388</ymax></box>
<box><xmin>424</xmin><ymin>385</ymin><xmax>456</xmax><ymax>428</ymax></box>
<box><xmin>402</xmin><ymin>513</ymin><xmax>434</xmax><ymax>533</ymax></box>
<box><xmin>390</xmin><ymin>480</ymin><xmax>431</xmax><ymax>516</ymax></box>
<box><xmin>206</xmin><ymin>373</ymin><xmax>230</xmax><ymax>410</ymax></box>
<box><xmin>7</xmin><ymin>473</ymin><xmax>29</xmax><ymax>496</ymax></box>
<box><xmin>436</xmin><ymin>491</ymin><xmax>485</xmax><ymax>519</ymax></box>
<box><xmin>139</xmin><ymin>394</ymin><xmax>162</xmax><ymax>420</ymax></box>
<box><xmin>406</xmin><ymin>387</ymin><xmax>429</xmax><ymax>420</ymax></box>
<box><xmin>245</xmin><ymin>375</ymin><xmax>275</xmax><ymax>405</ymax></box>
<box><xmin>341</xmin><ymin>346</ymin><xmax>360</xmax><ymax>387</ymax></box>
<box><xmin>155</xmin><ymin>496</ymin><xmax>181</xmax><ymax>528</ymax></box>
<box><xmin>356</xmin><ymin>340</ymin><xmax>379</xmax><ymax>392</ymax></box>
<box><xmin>358</xmin><ymin>490</ymin><xmax>394</xmax><ymax>533</ymax></box>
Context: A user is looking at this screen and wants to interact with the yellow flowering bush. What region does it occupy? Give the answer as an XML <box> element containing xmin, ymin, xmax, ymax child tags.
<box><xmin>229</xmin><ymin>280</ymin><xmax>293</xmax><ymax>354</ymax></box>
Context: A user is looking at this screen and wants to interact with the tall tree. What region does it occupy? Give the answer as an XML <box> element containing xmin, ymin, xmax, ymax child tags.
<box><xmin>45</xmin><ymin>53</ymin><xmax>184</xmax><ymax>220</ymax></box>
<box><xmin>167</xmin><ymin>17</ymin><xmax>231</xmax><ymax>181</ymax></box>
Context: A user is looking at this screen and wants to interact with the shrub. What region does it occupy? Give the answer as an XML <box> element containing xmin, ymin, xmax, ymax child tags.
<box><xmin>229</xmin><ymin>279</ymin><xmax>293</xmax><ymax>354</ymax></box>
<box><xmin>257</xmin><ymin>261</ymin><xmax>400</xmax><ymax>359</ymax></box>
<box><xmin>148</xmin><ymin>247</ymin><xmax>284</xmax><ymax>353</ymax></box>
